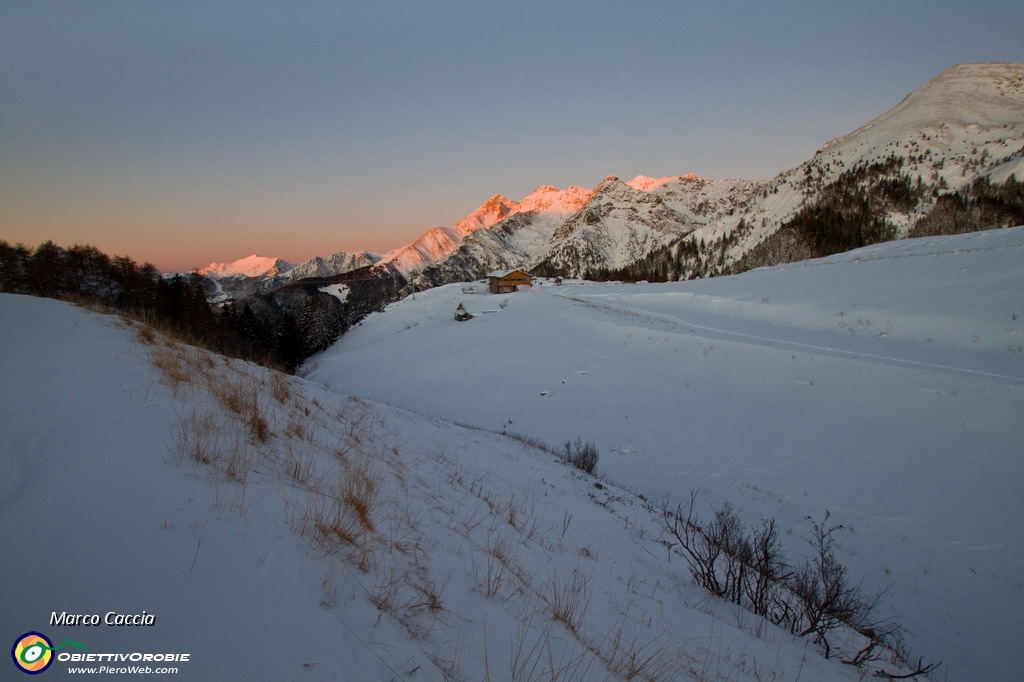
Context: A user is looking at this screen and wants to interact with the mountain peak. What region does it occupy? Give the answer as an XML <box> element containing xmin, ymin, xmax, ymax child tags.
<box><xmin>626</xmin><ymin>174</ymin><xmax>701</xmax><ymax>192</ymax></box>
<box><xmin>453</xmin><ymin>194</ymin><xmax>517</xmax><ymax>236</ymax></box>
<box><xmin>821</xmin><ymin>62</ymin><xmax>1024</xmax><ymax>158</ymax></box>
<box><xmin>515</xmin><ymin>184</ymin><xmax>594</xmax><ymax>214</ymax></box>
<box><xmin>198</xmin><ymin>254</ymin><xmax>294</xmax><ymax>279</ymax></box>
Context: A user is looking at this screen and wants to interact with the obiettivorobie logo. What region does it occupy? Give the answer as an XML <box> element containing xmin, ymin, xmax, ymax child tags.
<box><xmin>11</xmin><ymin>632</ymin><xmax>87</xmax><ymax>675</ymax></box>
<box><xmin>11</xmin><ymin>630</ymin><xmax>191</xmax><ymax>675</ymax></box>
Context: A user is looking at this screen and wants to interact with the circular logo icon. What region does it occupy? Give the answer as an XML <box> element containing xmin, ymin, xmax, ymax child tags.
<box><xmin>12</xmin><ymin>632</ymin><xmax>54</xmax><ymax>675</ymax></box>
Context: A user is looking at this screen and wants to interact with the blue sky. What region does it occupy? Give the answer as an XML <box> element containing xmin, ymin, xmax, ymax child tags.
<box><xmin>2</xmin><ymin>1</ymin><xmax>1022</xmax><ymax>270</ymax></box>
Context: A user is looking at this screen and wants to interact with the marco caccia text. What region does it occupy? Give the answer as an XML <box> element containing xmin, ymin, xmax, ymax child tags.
<box><xmin>51</xmin><ymin>611</ymin><xmax>155</xmax><ymax>626</ymax></box>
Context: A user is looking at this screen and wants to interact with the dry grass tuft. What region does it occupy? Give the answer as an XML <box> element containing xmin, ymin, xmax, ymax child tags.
<box><xmin>342</xmin><ymin>461</ymin><xmax>379</xmax><ymax>533</ymax></box>
<box><xmin>151</xmin><ymin>343</ymin><xmax>194</xmax><ymax>392</ymax></box>
<box><xmin>134</xmin><ymin>323</ymin><xmax>158</xmax><ymax>345</ymax></box>
<box><xmin>548</xmin><ymin>566</ymin><xmax>592</xmax><ymax>635</ymax></box>
<box><xmin>269</xmin><ymin>372</ymin><xmax>292</xmax><ymax>404</ymax></box>
<box><xmin>175</xmin><ymin>407</ymin><xmax>220</xmax><ymax>465</ymax></box>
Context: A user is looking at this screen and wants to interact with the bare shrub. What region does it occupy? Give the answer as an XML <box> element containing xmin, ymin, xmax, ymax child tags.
<box><xmin>562</xmin><ymin>436</ymin><xmax>599</xmax><ymax>474</ymax></box>
<box><xmin>664</xmin><ymin>492</ymin><xmax>743</xmax><ymax>601</ymax></box>
<box><xmin>663</xmin><ymin>494</ymin><xmax>938</xmax><ymax>675</ymax></box>
<box><xmin>790</xmin><ymin>512</ymin><xmax>879</xmax><ymax>659</ymax></box>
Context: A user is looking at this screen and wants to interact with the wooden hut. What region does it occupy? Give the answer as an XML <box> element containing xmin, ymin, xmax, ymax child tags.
<box><xmin>486</xmin><ymin>269</ymin><xmax>533</xmax><ymax>294</ymax></box>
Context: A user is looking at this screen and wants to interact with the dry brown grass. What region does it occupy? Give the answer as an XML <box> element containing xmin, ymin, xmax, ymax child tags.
<box><xmin>269</xmin><ymin>372</ymin><xmax>291</xmax><ymax>404</ymax></box>
<box><xmin>207</xmin><ymin>370</ymin><xmax>269</xmax><ymax>444</ymax></box>
<box><xmin>134</xmin><ymin>323</ymin><xmax>158</xmax><ymax>345</ymax></box>
<box><xmin>151</xmin><ymin>343</ymin><xmax>194</xmax><ymax>392</ymax></box>
<box><xmin>341</xmin><ymin>461</ymin><xmax>379</xmax><ymax>533</ymax></box>
<box><xmin>547</xmin><ymin>566</ymin><xmax>592</xmax><ymax>636</ymax></box>
<box><xmin>175</xmin><ymin>407</ymin><xmax>220</xmax><ymax>465</ymax></box>
<box><xmin>294</xmin><ymin>457</ymin><xmax>383</xmax><ymax>553</ymax></box>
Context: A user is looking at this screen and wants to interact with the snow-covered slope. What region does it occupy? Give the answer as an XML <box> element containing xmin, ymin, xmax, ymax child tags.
<box><xmin>306</xmin><ymin>226</ymin><xmax>1024</xmax><ymax>682</ymax></box>
<box><xmin>820</xmin><ymin>62</ymin><xmax>1024</xmax><ymax>172</ymax></box>
<box><xmin>197</xmin><ymin>254</ymin><xmax>295</xmax><ymax>279</ymax></box>
<box><xmin>3</xmin><ymin>293</ymin><xmax>920</xmax><ymax>681</ymax></box>
<box><xmin>375</xmin><ymin>225</ymin><xmax>468</xmax><ymax>275</ymax></box>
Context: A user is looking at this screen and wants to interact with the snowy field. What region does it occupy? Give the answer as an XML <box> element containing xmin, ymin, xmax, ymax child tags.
<box><xmin>3</xmin><ymin>295</ymin><xmax>893</xmax><ymax>680</ymax></box>
<box><xmin>2</xmin><ymin>227</ymin><xmax>1021</xmax><ymax>681</ymax></box>
<box><xmin>306</xmin><ymin>226</ymin><xmax>1024</xmax><ymax>681</ymax></box>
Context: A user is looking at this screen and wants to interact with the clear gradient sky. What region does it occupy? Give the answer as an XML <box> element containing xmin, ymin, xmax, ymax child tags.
<box><xmin>2</xmin><ymin>1</ymin><xmax>1022</xmax><ymax>271</ymax></box>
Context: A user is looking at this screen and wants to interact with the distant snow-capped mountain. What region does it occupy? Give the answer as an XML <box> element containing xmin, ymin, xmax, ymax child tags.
<box><xmin>284</xmin><ymin>251</ymin><xmax>381</xmax><ymax>281</ymax></box>
<box><xmin>376</xmin><ymin>185</ymin><xmax>593</xmax><ymax>279</ymax></box>
<box><xmin>416</xmin><ymin>174</ymin><xmax>761</xmax><ymax>284</ymax></box>
<box><xmin>198</xmin><ymin>254</ymin><xmax>295</xmax><ymax>279</ymax></box>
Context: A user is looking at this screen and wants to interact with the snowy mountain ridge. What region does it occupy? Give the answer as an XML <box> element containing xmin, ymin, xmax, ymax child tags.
<box><xmin>375</xmin><ymin>184</ymin><xmax>595</xmax><ymax>277</ymax></box>
<box><xmin>412</xmin><ymin>64</ymin><xmax>1024</xmax><ymax>284</ymax></box>
<box><xmin>194</xmin><ymin>63</ymin><xmax>1023</xmax><ymax>300</ymax></box>
<box><xmin>283</xmin><ymin>250</ymin><xmax>381</xmax><ymax>281</ymax></box>
<box><xmin>725</xmin><ymin>62</ymin><xmax>1024</xmax><ymax>262</ymax></box>
<box><xmin>198</xmin><ymin>254</ymin><xmax>295</xmax><ymax>279</ymax></box>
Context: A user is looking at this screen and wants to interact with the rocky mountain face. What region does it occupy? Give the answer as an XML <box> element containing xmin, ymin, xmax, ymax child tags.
<box><xmin>284</xmin><ymin>251</ymin><xmax>381</xmax><ymax>281</ymax></box>
<box><xmin>421</xmin><ymin>63</ymin><xmax>1023</xmax><ymax>285</ymax></box>
<box><xmin>534</xmin><ymin>176</ymin><xmax>724</xmax><ymax>278</ymax></box>
<box><xmin>415</xmin><ymin>173</ymin><xmax>768</xmax><ymax>284</ymax></box>
<box><xmin>413</xmin><ymin>184</ymin><xmax>594</xmax><ymax>287</ymax></box>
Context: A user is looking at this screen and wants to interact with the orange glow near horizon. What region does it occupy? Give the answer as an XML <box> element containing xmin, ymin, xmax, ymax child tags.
<box><xmin>0</xmin><ymin>207</ymin><xmax>425</xmax><ymax>273</ymax></box>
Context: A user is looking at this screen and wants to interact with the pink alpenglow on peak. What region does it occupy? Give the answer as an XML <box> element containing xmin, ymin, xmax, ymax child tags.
<box><xmin>627</xmin><ymin>174</ymin><xmax>700</xmax><ymax>192</ymax></box>
<box><xmin>514</xmin><ymin>185</ymin><xmax>593</xmax><ymax>214</ymax></box>
<box><xmin>198</xmin><ymin>254</ymin><xmax>295</xmax><ymax>279</ymax></box>
<box><xmin>452</xmin><ymin>194</ymin><xmax>517</xmax><ymax>236</ymax></box>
